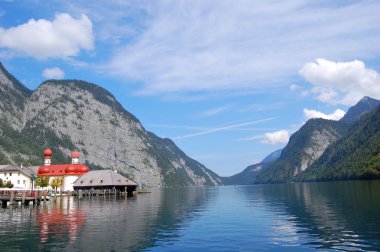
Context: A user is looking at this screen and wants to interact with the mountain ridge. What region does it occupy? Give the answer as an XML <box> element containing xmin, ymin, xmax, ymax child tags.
<box><xmin>0</xmin><ymin>63</ymin><xmax>222</xmax><ymax>187</ymax></box>
<box><xmin>227</xmin><ymin>96</ymin><xmax>380</xmax><ymax>184</ymax></box>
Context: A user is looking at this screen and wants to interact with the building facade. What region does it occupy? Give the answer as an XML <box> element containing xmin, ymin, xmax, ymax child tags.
<box><xmin>0</xmin><ymin>165</ymin><xmax>38</xmax><ymax>190</ymax></box>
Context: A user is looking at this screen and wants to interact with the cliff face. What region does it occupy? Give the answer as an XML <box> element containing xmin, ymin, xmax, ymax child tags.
<box><xmin>254</xmin><ymin>119</ymin><xmax>347</xmax><ymax>183</ymax></box>
<box><xmin>0</xmin><ymin>64</ymin><xmax>222</xmax><ymax>187</ymax></box>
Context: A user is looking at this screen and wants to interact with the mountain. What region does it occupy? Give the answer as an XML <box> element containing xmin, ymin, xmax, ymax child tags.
<box><xmin>297</xmin><ymin>104</ymin><xmax>380</xmax><ymax>181</ymax></box>
<box><xmin>261</xmin><ymin>148</ymin><xmax>282</xmax><ymax>164</ymax></box>
<box><xmin>0</xmin><ymin>63</ymin><xmax>222</xmax><ymax>187</ymax></box>
<box><xmin>340</xmin><ymin>96</ymin><xmax>380</xmax><ymax>125</ymax></box>
<box><xmin>228</xmin><ymin>96</ymin><xmax>380</xmax><ymax>184</ymax></box>
<box><xmin>222</xmin><ymin>149</ymin><xmax>281</xmax><ymax>185</ymax></box>
<box><xmin>254</xmin><ymin>119</ymin><xmax>347</xmax><ymax>183</ymax></box>
<box><xmin>0</xmin><ymin>63</ymin><xmax>32</xmax><ymax>130</ymax></box>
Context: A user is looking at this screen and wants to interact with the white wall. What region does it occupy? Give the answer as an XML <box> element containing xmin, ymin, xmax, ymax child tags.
<box><xmin>63</xmin><ymin>176</ymin><xmax>78</xmax><ymax>191</ymax></box>
<box><xmin>0</xmin><ymin>171</ymin><xmax>32</xmax><ymax>190</ymax></box>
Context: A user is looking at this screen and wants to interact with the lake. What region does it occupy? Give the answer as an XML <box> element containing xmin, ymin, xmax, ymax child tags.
<box><xmin>1</xmin><ymin>181</ymin><xmax>380</xmax><ymax>251</ymax></box>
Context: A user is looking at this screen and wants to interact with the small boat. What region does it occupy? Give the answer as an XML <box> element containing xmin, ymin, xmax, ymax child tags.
<box><xmin>137</xmin><ymin>188</ymin><xmax>152</xmax><ymax>194</ymax></box>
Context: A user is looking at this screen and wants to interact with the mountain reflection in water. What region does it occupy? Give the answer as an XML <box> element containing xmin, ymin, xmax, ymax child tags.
<box><xmin>254</xmin><ymin>181</ymin><xmax>380</xmax><ymax>251</ymax></box>
<box><xmin>0</xmin><ymin>182</ymin><xmax>379</xmax><ymax>251</ymax></box>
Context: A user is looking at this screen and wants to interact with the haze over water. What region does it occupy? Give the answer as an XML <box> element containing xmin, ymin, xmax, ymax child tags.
<box><xmin>1</xmin><ymin>181</ymin><xmax>380</xmax><ymax>251</ymax></box>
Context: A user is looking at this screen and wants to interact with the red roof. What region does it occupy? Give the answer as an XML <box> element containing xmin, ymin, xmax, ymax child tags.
<box><xmin>38</xmin><ymin>164</ymin><xmax>89</xmax><ymax>176</ymax></box>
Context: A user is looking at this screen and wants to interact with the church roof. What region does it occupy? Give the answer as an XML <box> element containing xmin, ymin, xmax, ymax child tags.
<box><xmin>73</xmin><ymin>170</ymin><xmax>137</xmax><ymax>188</ymax></box>
<box><xmin>38</xmin><ymin>164</ymin><xmax>89</xmax><ymax>176</ymax></box>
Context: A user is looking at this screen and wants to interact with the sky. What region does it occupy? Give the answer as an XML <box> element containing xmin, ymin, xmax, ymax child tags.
<box><xmin>1</xmin><ymin>0</ymin><xmax>380</xmax><ymax>176</ymax></box>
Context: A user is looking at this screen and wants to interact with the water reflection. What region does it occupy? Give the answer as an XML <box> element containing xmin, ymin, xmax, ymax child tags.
<box><xmin>0</xmin><ymin>182</ymin><xmax>379</xmax><ymax>251</ymax></box>
<box><xmin>254</xmin><ymin>181</ymin><xmax>380</xmax><ymax>251</ymax></box>
<box><xmin>37</xmin><ymin>202</ymin><xmax>85</xmax><ymax>245</ymax></box>
<box><xmin>0</xmin><ymin>188</ymin><xmax>213</xmax><ymax>251</ymax></box>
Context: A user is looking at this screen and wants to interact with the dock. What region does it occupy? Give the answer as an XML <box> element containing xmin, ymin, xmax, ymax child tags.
<box><xmin>0</xmin><ymin>191</ymin><xmax>49</xmax><ymax>207</ymax></box>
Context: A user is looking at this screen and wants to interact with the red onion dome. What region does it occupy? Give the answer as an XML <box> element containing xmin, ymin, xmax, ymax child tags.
<box><xmin>78</xmin><ymin>165</ymin><xmax>90</xmax><ymax>173</ymax></box>
<box><xmin>65</xmin><ymin>165</ymin><xmax>78</xmax><ymax>174</ymax></box>
<box><xmin>38</xmin><ymin>166</ymin><xmax>50</xmax><ymax>174</ymax></box>
<box><xmin>44</xmin><ymin>148</ymin><xmax>52</xmax><ymax>157</ymax></box>
<box><xmin>71</xmin><ymin>150</ymin><xmax>79</xmax><ymax>158</ymax></box>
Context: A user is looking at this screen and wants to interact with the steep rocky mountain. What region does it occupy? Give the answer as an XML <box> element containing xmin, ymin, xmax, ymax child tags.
<box><xmin>254</xmin><ymin>119</ymin><xmax>347</xmax><ymax>183</ymax></box>
<box><xmin>340</xmin><ymin>96</ymin><xmax>380</xmax><ymax>125</ymax></box>
<box><xmin>0</xmin><ymin>63</ymin><xmax>222</xmax><ymax>187</ymax></box>
<box><xmin>222</xmin><ymin>149</ymin><xmax>281</xmax><ymax>185</ymax></box>
<box><xmin>297</xmin><ymin>105</ymin><xmax>380</xmax><ymax>181</ymax></box>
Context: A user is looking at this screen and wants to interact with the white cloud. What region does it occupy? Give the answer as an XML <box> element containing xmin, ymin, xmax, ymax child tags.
<box><xmin>299</xmin><ymin>58</ymin><xmax>380</xmax><ymax>105</ymax></box>
<box><xmin>101</xmin><ymin>0</ymin><xmax>380</xmax><ymax>96</ymax></box>
<box><xmin>303</xmin><ymin>108</ymin><xmax>345</xmax><ymax>121</ymax></box>
<box><xmin>42</xmin><ymin>67</ymin><xmax>65</xmax><ymax>79</ymax></box>
<box><xmin>262</xmin><ymin>130</ymin><xmax>289</xmax><ymax>145</ymax></box>
<box><xmin>0</xmin><ymin>13</ymin><xmax>94</xmax><ymax>59</ymax></box>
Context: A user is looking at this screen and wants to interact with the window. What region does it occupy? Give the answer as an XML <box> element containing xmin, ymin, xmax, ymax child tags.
<box><xmin>10</xmin><ymin>172</ymin><xmax>12</xmax><ymax>176</ymax></box>
<box><xmin>23</xmin><ymin>180</ymin><xmax>26</xmax><ymax>184</ymax></box>
<box><xmin>80</xmin><ymin>180</ymin><xmax>84</xmax><ymax>184</ymax></box>
<box><xmin>4</xmin><ymin>173</ymin><xmax>7</xmax><ymax>176</ymax></box>
<box><xmin>18</xmin><ymin>172</ymin><xmax>20</xmax><ymax>176</ymax></box>
<box><xmin>17</xmin><ymin>180</ymin><xmax>20</xmax><ymax>184</ymax></box>
<box><xmin>89</xmin><ymin>180</ymin><xmax>93</xmax><ymax>184</ymax></box>
<box><xmin>100</xmin><ymin>179</ymin><xmax>104</xmax><ymax>184</ymax></box>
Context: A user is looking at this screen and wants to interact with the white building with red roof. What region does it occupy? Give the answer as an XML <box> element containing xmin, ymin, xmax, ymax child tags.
<box><xmin>37</xmin><ymin>148</ymin><xmax>90</xmax><ymax>191</ymax></box>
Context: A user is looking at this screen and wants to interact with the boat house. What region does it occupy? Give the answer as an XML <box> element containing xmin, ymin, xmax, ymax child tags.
<box><xmin>73</xmin><ymin>170</ymin><xmax>137</xmax><ymax>196</ymax></box>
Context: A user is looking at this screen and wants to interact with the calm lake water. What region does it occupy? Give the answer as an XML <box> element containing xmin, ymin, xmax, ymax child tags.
<box><xmin>1</xmin><ymin>181</ymin><xmax>380</xmax><ymax>251</ymax></box>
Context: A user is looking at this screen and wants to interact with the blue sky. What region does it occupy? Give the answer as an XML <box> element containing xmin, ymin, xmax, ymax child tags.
<box><xmin>1</xmin><ymin>0</ymin><xmax>380</xmax><ymax>176</ymax></box>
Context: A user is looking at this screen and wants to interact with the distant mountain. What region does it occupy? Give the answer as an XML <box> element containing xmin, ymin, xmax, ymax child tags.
<box><xmin>0</xmin><ymin>63</ymin><xmax>222</xmax><ymax>187</ymax></box>
<box><xmin>340</xmin><ymin>96</ymin><xmax>380</xmax><ymax>125</ymax></box>
<box><xmin>222</xmin><ymin>149</ymin><xmax>281</xmax><ymax>185</ymax></box>
<box><xmin>297</xmin><ymin>105</ymin><xmax>380</xmax><ymax>181</ymax></box>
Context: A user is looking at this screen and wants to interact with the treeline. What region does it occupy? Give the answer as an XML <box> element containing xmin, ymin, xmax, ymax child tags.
<box><xmin>0</xmin><ymin>118</ymin><xmax>72</xmax><ymax>166</ymax></box>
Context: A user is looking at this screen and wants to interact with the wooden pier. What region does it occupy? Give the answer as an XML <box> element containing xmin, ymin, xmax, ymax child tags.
<box><xmin>0</xmin><ymin>196</ymin><xmax>42</xmax><ymax>207</ymax></box>
<box><xmin>0</xmin><ymin>191</ymin><xmax>49</xmax><ymax>207</ymax></box>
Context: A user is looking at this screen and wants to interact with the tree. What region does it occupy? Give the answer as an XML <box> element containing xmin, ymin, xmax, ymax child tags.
<box><xmin>4</xmin><ymin>181</ymin><xmax>14</xmax><ymax>188</ymax></box>
<box><xmin>35</xmin><ymin>176</ymin><xmax>50</xmax><ymax>188</ymax></box>
<box><xmin>50</xmin><ymin>177</ymin><xmax>63</xmax><ymax>197</ymax></box>
<box><xmin>0</xmin><ymin>178</ymin><xmax>3</xmax><ymax>187</ymax></box>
